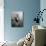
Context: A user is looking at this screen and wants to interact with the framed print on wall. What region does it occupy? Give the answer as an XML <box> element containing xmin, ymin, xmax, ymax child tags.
<box><xmin>11</xmin><ymin>11</ymin><xmax>24</xmax><ymax>27</ymax></box>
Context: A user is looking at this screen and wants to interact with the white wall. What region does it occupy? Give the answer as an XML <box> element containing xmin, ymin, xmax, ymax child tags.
<box><xmin>0</xmin><ymin>0</ymin><xmax>4</xmax><ymax>42</ymax></box>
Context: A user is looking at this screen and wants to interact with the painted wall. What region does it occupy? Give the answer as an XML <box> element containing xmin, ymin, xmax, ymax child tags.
<box><xmin>40</xmin><ymin>0</ymin><xmax>46</xmax><ymax>27</ymax></box>
<box><xmin>4</xmin><ymin>0</ymin><xmax>40</xmax><ymax>42</ymax></box>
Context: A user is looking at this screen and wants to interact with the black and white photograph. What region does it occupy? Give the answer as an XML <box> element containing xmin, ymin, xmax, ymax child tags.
<box><xmin>11</xmin><ymin>11</ymin><xmax>24</xmax><ymax>27</ymax></box>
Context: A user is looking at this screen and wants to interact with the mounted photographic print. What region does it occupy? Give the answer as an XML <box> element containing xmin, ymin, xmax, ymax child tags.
<box><xmin>11</xmin><ymin>11</ymin><xmax>24</xmax><ymax>27</ymax></box>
